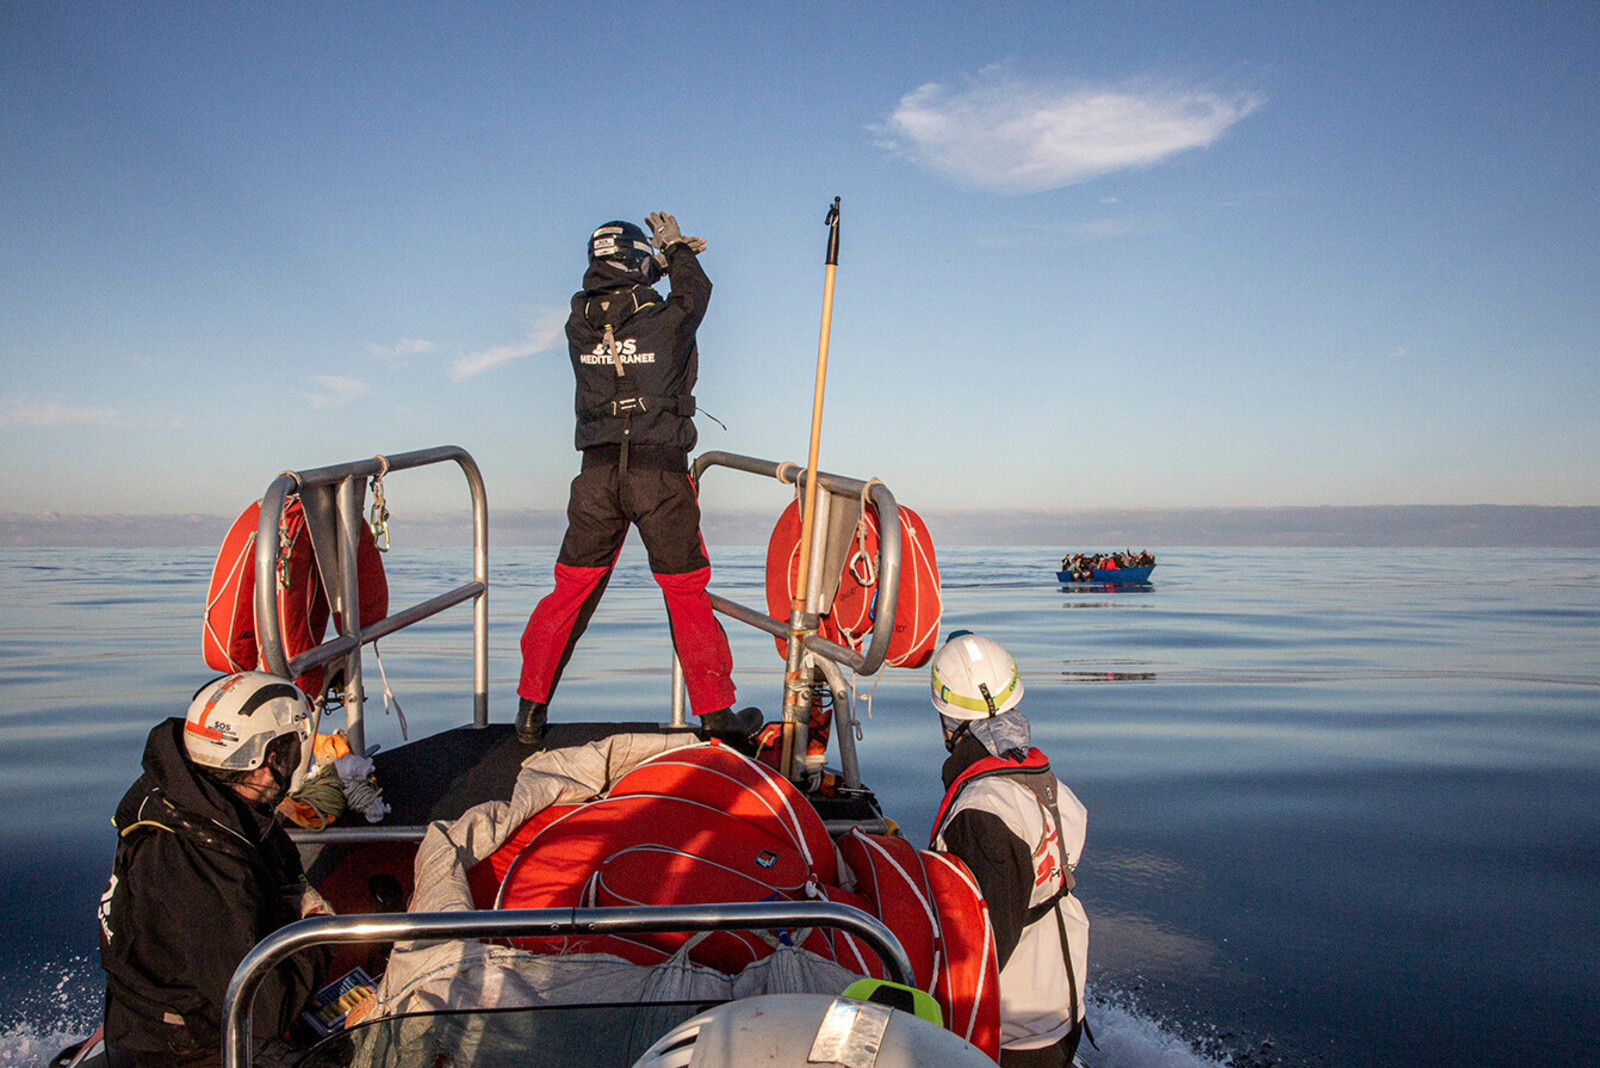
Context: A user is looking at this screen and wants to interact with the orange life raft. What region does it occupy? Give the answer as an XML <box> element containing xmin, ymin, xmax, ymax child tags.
<box><xmin>202</xmin><ymin>497</ymin><xmax>388</xmax><ymax>697</ymax></box>
<box><xmin>764</xmin><ymin>498</ymin><xmax>942</xmax><ymax>670</ymax></box>
<box><xmin>470</xmin><ymin>743</ymin><xmax>999</xmax><ymax>1059</ymax></box>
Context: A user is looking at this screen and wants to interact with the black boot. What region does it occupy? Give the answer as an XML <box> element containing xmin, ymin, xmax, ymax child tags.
<box><xmin>697</xmin><ymin>707</ymin><xmax>764</xmax><ymax>754</ymax></box>
<box><xmin>516</xmin><ymin>698</ymin><xmax>548</xmax><ymax>745</ymax></box>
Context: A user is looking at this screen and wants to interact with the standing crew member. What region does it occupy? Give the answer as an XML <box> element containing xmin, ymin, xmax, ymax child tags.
<box><xmin>99</xmin><ymin>673</ymin><xmax>334</xmax><ymax>1067</ymax></box>
<box><xmin>928</xmin><ymin>633</ymin><xmax>1090</xmax><ymax>1067</ymax></box>
<box><xmin>516</xmin><ymin>213</ymin><xmax>757</xmax><ymax>746</ymax></box>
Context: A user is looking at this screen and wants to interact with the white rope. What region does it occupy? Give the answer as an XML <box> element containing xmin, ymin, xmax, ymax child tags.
<box><xmin>371</xmin><ymin>641</ymin><xmax>409</xmax><ymax>740</ymax></box>
<box><xmin>333</xmin><ymin>754</ymin><xmax>390</xmax><ymax>823</ymax></box>
<box><xmin>847</xmin><ymin>478</ymin><xmax>884</xmax><ymax>587</ymax></box>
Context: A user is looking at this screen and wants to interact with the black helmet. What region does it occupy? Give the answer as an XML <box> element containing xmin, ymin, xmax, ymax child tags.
<box><xmin>588</xmin><ymin>220</ymin><xmax>659</xmax><ymax>283</ymax></box>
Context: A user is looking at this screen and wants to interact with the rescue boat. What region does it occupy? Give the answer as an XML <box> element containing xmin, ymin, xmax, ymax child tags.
<box><xmin>62</xmin><ymin>444</ymin><xmax>1082</xmax><ymax>1068</ymax></box>
<box><xmin>1056</xmin><ymin>565</ymin><xmax>1155</xmax><ymax>585</ymax></box>
<box><xmin>1057</xmin><ymin>553</ymin><xmax>1156</xmax><ymax>585</ymax></box>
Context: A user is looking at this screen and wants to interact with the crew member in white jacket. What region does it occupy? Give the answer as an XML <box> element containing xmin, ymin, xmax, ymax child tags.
<box><xmin>928</xmin><ymin>632</ymin><xmax>1090</xmax><ymax>1067</ymax></box>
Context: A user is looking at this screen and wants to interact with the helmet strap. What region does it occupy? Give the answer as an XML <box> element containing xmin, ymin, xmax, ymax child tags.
<box><xmin>264</xmin><ymin>762</ymin><xmax>291</xmax><ymax>803</ymax></box>
<box><xmin>221</xmin><ymin>766</ymin><xmax>285</xmax><ymax>812</ymax></box>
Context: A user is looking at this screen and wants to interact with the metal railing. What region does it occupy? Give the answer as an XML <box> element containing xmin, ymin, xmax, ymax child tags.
<box><xmin>686</xmin><ymin>451</ymin><xmax>903</xmax><ymax>788</ymax></box>
<box><xmin>690</xmin><ymin>451</ymin><xmax>902</xmax><ymax>678</ymax></box>
<box><xmin>236</xmin><ymin>448</ymin><xmax>917</xmax><ymax>1068</ymax></box>
<box><xmin>221</xmin><ymin>902</ymin><xmax>914</xmax><ymax>1068</ymax></box>
<box><xmin>253</xmin><ymin>446</ymin><xmax>489</xmax><ymax>755</ymax></box>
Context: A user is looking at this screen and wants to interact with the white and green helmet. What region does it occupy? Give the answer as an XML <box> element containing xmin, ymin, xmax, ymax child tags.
<box><xmin>929</xmin><ymin>632</ymin><xmax>1023</xmax><ymax>721</ymax></box>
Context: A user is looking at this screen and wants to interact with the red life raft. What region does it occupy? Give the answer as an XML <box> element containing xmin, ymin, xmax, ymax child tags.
<box><xmin>481</xmin><ymin>744</ymin><xmax>867</xmax><ymax>971</ymax></box>
<box><xmin>469</xmin><ymin>743</ymin><xmax>998</xmax><ymax>1057</ymax></box>
<box><xmin>765</xmin><ymin>498</ymin><xmax>942</xmax><ymax>670</ymax></box>
<box><xmin>202</xmin><ymin>497</ymin><xmax>388</xmax><ymax>697</ymax></box>
<box><xmin>838</xmin><ymin>828</ymin><xmax>1001</xmax><ymax>1059</ymax></box>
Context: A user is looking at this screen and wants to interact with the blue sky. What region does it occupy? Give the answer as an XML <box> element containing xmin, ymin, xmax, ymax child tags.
<box><xmin>3</xmin><ymin>1</ymin><xmax>1596</xmax><ymax>520</ymax></box>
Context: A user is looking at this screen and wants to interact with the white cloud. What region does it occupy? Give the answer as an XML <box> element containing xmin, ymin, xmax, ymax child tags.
<box><xmin>876</xmin><ymin>69</ymin><xmax>1260</xmax><ymax>193</ymax></box>
<box><xmin>367</xmin><ymin>338</ymin><xmax>436</xmax><ymax>361</ymax></box>
<box><xmin>305</xmin><ymin>375</ymin><xmax>370</xmax><ymax>411</ymax></box>
<box><xmin>0</xmin><ymin>400</ymin><xmax>119</xmax><ymax>427</ymax></box>
<box><xmin>451</xmin><ymin>309</ymin><xmax>567</xmax><ymax>381</ymax></box>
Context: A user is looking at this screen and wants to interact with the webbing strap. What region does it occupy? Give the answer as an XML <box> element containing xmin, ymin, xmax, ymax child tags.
<box><xmin>1021</xmin><ymin>882</ymin><xmax>1073</xmax><ymax>927</ymax></box>
<box><xmin>581</xmin><ymin>394</ymin><xmax>696</xmax><ymax>420</ymax></box>
<box><xmin>1037</xmin><ymin>789</ymin><xmax>1083</xmax><ymax>1028</ymax></box>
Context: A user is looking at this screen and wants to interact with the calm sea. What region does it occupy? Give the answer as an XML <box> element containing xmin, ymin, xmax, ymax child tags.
<box><xmin>2</xmin><ymin>545</ymin><xmax>1597</xmax><ymax>1067</ymax></box>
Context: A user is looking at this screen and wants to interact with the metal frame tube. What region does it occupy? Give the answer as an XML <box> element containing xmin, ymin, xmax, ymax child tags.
<box><xmin>285</xmin><ymin>820</ymin><xmax>886</xmax><ymax>847</ymax></box>
<box><xmin>250</xmin><ymin>446</ymin><xmax>490</xmax><ymax>732</ymax></box>
<box><xmin>814</xmin><ymin>655</ymin><xmax>861</xmax><ymax>791</ymax></box>
<box><xmin>335</xmin><ymin>476</ymin><xmax>368</xmax><ymax>754</ymax></box>
<box><xmin>222</xmin><ymin>902</ymin><xmax>913</xmax><ymax>1068</ymax></box>
<box><xmin>284</xmin><ymin>583</ymin><xmax>486</xmax><ymax>679</ymax></box>
<box><xmin>690</xmin><ymin>453</ymin><xmax>903</xmax><ymax>677</ymax></box>
<box><xmin>669</xmin><ymin>654</ymin><xmax>687</xmax><ymax>727</ymax></box>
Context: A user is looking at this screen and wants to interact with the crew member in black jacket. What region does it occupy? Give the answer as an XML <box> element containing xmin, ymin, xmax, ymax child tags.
<box><xmin>99</xmin><ymin>674</ymin><xmax>333</xmax><ymax>1068</ymax></box>
<box><xmin>515</xmin><ymin>213</ymin><xmax>754</xmax><ymax>746</ymax></box>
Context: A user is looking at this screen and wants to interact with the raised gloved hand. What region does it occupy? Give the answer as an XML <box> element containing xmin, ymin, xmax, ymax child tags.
<box><xmin>646</xmin><ymin>211</ymin><xmax>706</xmax><ymax>254</ymax></box>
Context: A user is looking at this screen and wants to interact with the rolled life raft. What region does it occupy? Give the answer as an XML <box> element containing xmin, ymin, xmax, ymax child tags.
<box><xmin>468</xmin><ymin>743</ymin><xmax>1001</xmax><ymax>1060</ymax></box>
<box><xmin>764</xmin><ymin>497</ymin><xmax>942</xmax><ymax>669</ymax></box>
<box><xmin>202</xmin><ymin>496</ymin><xmax>388</xmax><ymax>697</ymax></box>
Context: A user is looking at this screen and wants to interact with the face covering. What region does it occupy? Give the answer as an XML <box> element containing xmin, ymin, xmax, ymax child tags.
<box><xmin>966</xmin><ymin>710</ymin><xmax>1032</xmax><ymax>759</ymax></box>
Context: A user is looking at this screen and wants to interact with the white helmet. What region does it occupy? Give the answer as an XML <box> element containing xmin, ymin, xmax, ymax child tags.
<box><xmin>184</xmin><ymin>672</ymin><xmax>318</xmax><ymax>794</ymax></box>
<box><xmin>630</xmin><ymin>993</ymin><xmax>995</xmax><ymax>1068</ymax></box>
<box><xmin>929</xmin><ymin>632</ymin><xmax>1023</xmax><ymax>721</ymax></box>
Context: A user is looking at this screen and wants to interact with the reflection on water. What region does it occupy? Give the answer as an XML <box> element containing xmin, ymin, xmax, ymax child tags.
<box><xmin>1062</xmin><ymin>667</ymin><xmax>1159</xmax><ymax>683</ymax></box>
<box><xmin>1089</xmin><ymin>908</ymin><xmax>1220</xmax><ymax>980</ymax></box>
<box><xmin>1090</xmin><ymin>850</ymin><xmax>1191</xmax><ymax>887</ymax></box>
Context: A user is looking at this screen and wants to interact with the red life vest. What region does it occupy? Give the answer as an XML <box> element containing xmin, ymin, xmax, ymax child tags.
<box><xmin>929</xmin><ymin>748</ymin><xmax>1053</xmax><ymax>848</ymax></box>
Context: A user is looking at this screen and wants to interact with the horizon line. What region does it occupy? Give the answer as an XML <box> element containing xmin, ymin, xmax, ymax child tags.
<box><xmin>4</xmin><ymin>504</ymin><xmax>1598</xmax><ymax>549</ymax></box>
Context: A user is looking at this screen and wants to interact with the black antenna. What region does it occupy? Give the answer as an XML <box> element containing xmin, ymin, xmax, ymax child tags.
<box><xmin>824</xmin><ymin>197</ymin><xmax>841</xmax><ymax>266</ymax></box>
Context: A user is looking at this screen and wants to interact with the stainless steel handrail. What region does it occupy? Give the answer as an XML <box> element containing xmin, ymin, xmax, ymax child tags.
<box><xmin>689</xmin><ymin>451</ymin><xmax>902</xmax><ymax>678</ymax></box>
<box><xmin>287</xmin><ymin>816</ymin><xmax>890</xmax><ymax>847</ymax></box>
<box><xmin>252</xmin><ymin>446</ymin><xmax>489</xmax><ymax>753</ymax></box>
<box><xmin>221</xmin><ymin>902</ymin><xmax>914</xmax><ymax>1068</ymax></box>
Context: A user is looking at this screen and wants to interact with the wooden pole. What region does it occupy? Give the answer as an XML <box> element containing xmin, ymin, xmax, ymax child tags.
<box><xmin>781</xmin><ymin>198</ymin><xmax>841</xmax><ymax>779</ymax></box>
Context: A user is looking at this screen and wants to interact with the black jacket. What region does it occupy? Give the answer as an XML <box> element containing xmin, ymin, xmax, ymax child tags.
<box><xmin>99</xmin><ymin>719</ymin><xmax>327</xmax><ymax>1058</ymax></box>
<box><xmin>566</xmin><ymin>243</ymin><xmax>711</xmax><ymax>461</ymax></box>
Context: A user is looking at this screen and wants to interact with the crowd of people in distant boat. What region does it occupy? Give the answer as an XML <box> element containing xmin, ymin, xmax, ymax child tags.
<box><xmin>1060</xmin><ymin>550</ymin><xmax>1156</xmax><ymax>580</ymax></box>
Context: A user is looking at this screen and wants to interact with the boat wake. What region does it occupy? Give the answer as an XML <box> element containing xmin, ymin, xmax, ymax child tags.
<box><xmin>0</xmin><ymin>954</ymin><xmax>98</xmax><ymax>1068</ymax></box>
<box><xmin>1082</xmin><ymin>990</ymin><xmax>1230</xmax><ymax>1068</ymax></box>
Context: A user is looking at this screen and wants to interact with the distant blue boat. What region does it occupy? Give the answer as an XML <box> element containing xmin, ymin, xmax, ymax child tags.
<box><xmin>1057</xmin><ymin>564</ymin><xmax>1155</xmax><ymax>584</ymax></box>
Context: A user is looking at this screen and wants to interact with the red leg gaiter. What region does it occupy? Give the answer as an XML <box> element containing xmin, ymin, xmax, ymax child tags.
<box><xmin>654</xmin><ymin>566</ymin><xmax>737</xmax><ymax>715</ymax></box>
<box><xmin>518</xmin><ymin>562</ymin><xmax>614</xmax><ymax>703</ymax></box>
